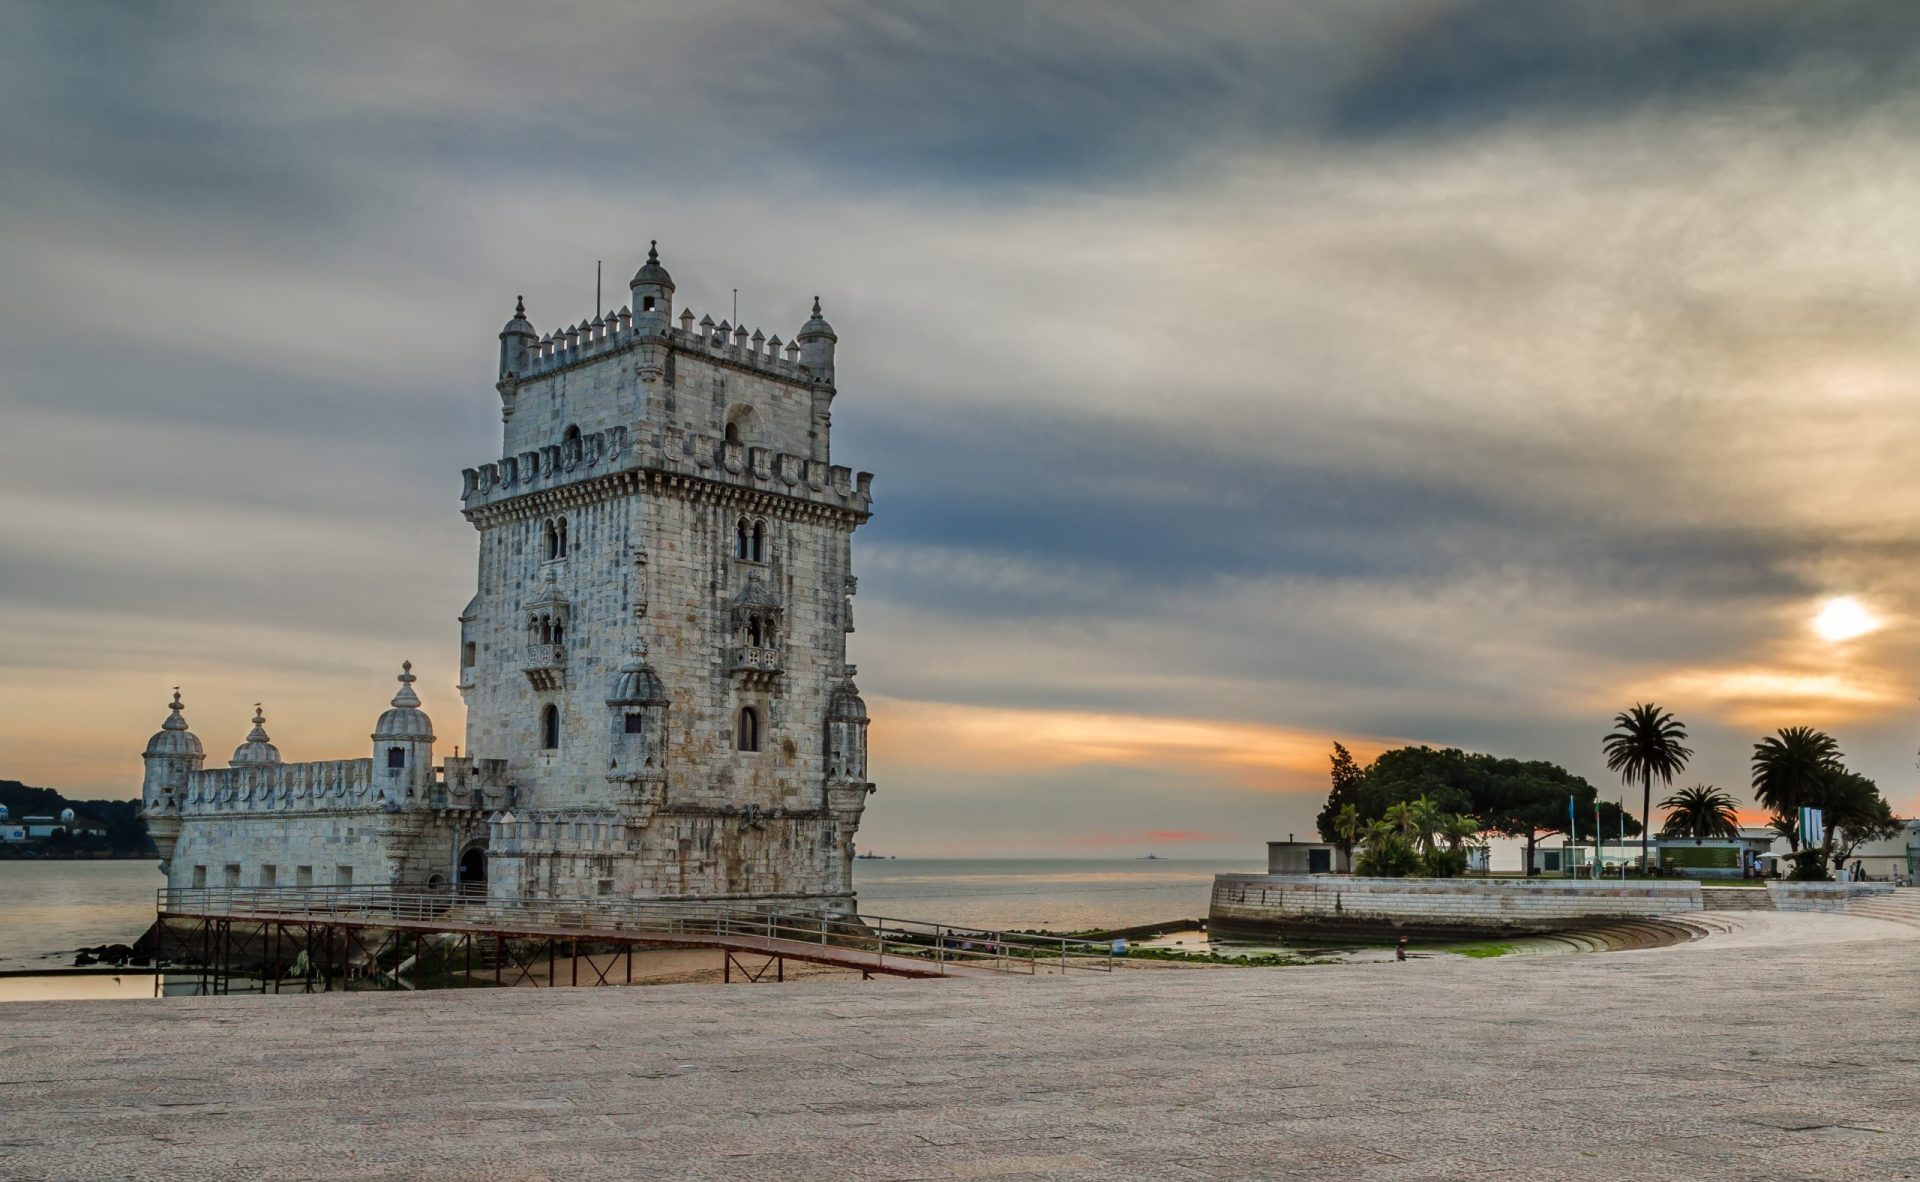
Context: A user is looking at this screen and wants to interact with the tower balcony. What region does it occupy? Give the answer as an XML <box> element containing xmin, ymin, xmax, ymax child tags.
<box><xmin>523</xmin><ymin>644</ymin><xmax>567</xmax><ymax>691</ymax></box>
<box><xmin>729</xmin><ymin>645</ymin><xmax>783</xmax><ymax>685</ymax></box>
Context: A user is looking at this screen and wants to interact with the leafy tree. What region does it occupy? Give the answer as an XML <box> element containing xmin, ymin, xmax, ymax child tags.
<box><xmin>1315</xmin><ymin>742</ymin><xmax>1367</xmax><ymax>857</ymax></box>
<box><xmin>1750</xmin><ymin>727</ymin><xmax>1841</xmax><ymax>851</ymax></box>
<box><xmin>1604</xmin><ymin>703</ymin><xmax>1693</xmax><ymax>874</ymax></box>
<box><xmin>1658</xmin><ymin>785</ymin><xmax>1740</xmax><ymax>841</ymax></box>
<box><xmin>1822</xmin><ymin>770</ymin><xmax>1900</xmax><ymax>873</ymax></box>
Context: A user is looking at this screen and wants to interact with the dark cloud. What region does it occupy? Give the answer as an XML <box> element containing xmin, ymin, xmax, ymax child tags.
<box><xmin>1330</xmin><ymin>0</ymin><xmax>1920</xmax><ymax>137</ymax></box>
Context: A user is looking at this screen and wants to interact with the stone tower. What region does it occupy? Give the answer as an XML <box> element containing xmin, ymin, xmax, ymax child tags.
<box><xmin>458</xmin><ymin>243</ymin><xmax>876</xmax><ymax>912</ymax></box>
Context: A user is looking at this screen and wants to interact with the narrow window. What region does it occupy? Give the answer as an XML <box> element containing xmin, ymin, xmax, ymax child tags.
<box><xmin>387</xmin><ymin>746</ymin><xmax>406</xmax><ymax>769</ymax></box>
<box><xmin>642</xmin><ymin>296</ymin><xmax>656</xmax><ymax>311</ymax></box>
<box><xmin>736</xmin><ymin>707</ymin><xmax>760</xmax><ymax>753</ymax></box>
<box><xmin>191</xmin><ymin>865</ymin><xmax>207</xmax><ymax>888</ymax></box>
<box><xmin>541</xmin><ymin>704</ymin><xmax>560</xmax><ymax>750</ymax></box>
<box><xmin>463</xmin><ymin>641</ymin><xmax>476</xmax><ymax>667</ymax></box>
<box><xmin>735</xmin><ymin>516</ymin><xmax>750</xmax><ymax>559</ymax></box>
<box><xmin>751</xmin><ymin>519</ymin><xmax>766</xmax><ymax>562</ymax></box>
<box><xmin>624</xmin><ymin>712</ymin><xmax>646</xmax><ymax>735</ymax></box>
<box><xmin>543</xmin><ymin>519</ymin><xmax>558</xmax><ymax>561</ymax></box>
<box><xmin>552</xmin><ymin>618</ymin><xmax>566</xmax><ymax>646</ymax></box>
<box><xmin>556</xmin><ymin>516</ymin><xmax>569</xmax><ymax>558</ymax></box>
<box><xmin>725</xmin><ymin>422</ymin><xmax>741</xmax><ymax>445</ymax></box>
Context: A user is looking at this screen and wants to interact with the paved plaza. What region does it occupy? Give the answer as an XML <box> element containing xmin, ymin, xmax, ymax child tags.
<box><xmin>2</xmin><ymin>912</ymin><xmax>1915</xmax><ymax>1181</ymax></box>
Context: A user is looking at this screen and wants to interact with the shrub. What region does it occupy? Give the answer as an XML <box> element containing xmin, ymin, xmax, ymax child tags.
<box><xmin>1787</xmin><ymin>848</ymin><xmax>1830</xmax><ymax>881</ymax></box>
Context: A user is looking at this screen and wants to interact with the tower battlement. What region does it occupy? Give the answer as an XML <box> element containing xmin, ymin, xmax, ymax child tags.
<box><xmin>461</xmin><ymin>425</ymin><xmax>873</xmax><ymax>520</ymax></box>
<box><xmin>505</xmin><ymin>307</ymin><xmax>822</xmax><ymax>387</ymax></box>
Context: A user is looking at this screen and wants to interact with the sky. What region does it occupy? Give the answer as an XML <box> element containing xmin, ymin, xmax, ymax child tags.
<box><xmin>4</xmin><ymin>1</ymin><xmax>1920</xmax><ymax>856</ymax></box>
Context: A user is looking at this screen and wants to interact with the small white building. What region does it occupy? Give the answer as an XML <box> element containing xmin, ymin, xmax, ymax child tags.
<box><xmin>1267</xmin><ymin>840</ymin><xmax>1349</xmax><ymax>875</ymax></box>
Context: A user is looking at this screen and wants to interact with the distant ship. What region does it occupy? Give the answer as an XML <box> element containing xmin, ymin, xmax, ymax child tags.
<box><xmin>854</xmin><ymin>852</ymin><xmax>887</xmax><ymax>860</ymax></box>
<box><xmin>1139</xmin><ymin>854</ymin><xmax>1161</xmax><ymax>860</ymax></box>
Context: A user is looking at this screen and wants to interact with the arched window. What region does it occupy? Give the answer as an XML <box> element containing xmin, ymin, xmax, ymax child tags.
<box><xmin>540</xmin><ymin>705</ymin><xmax>560</xmax><ymax>750</ymax></box>
<box><xmin>724</xmin><ymin>421</ymin><xmax>741</xmax><ymax>445</ymax></box>
<box><xmin>747</xmin><ymin>617</ymin><xmax>763</xmax><ymax>647</ymax></box>
<box><xmin>552</xmin><ymin>617</ymin><xmax>565</xmax><ymax>646</ymax></box>
<box><xmin>735</xmin><ymin>516</ymin><xmax>751</xmax><ymax>559</ymax></box>
<box><xmin>542</xmin><ymin>519</ymin><xmax>559</xmax><ymax>561</ymax></box>
<box><xmin>751</xmin><ymin>519</ymin><xmax>766</xmax><ymax>563</ymax></box>
<box><xmin>556</xmin><ymin>516</ymin><xmax>569</xmax><ymax>559</ymax></box>
<box><xmin>736</xmin><ymin>707</ymin><xmax>760</xmax><ymax>753</ymax></box>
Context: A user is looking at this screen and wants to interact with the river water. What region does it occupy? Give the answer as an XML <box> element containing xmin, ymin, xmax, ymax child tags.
<box><xmin>0</xmin><ymin>857</ymin><xmax>1256</xmax><ymax>984</ymax></box>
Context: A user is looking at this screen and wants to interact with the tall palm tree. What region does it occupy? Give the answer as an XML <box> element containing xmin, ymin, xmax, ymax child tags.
<box><xmin>1750</xmin><ymin>727</ymin><xmax>1841</xmax><ymax>852</ymax></box>
<box><xmin>1657</xmin><ymin>785</ymin><xmax>1740</xmax><ymax>841</ymax></box>
<box><xmin>1604</xmin><ymin>703</ymin><xmax>1693</xmax><ymax>872</ymax></box>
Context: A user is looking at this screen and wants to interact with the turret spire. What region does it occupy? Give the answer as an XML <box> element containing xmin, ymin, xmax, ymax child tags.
<box><xmin>391</xmin><ymin>660</ymin><xmax>421</xmax><ymax>709</ymax></box>
<box><xmin>163</xmin><ymin>688</ymin><xmax>189</xmax><ymax>731</ymax></box>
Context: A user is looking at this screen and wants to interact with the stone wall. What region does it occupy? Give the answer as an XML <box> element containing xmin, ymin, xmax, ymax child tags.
<box><xmin>1767</xmin><ymin>881</ymin><xmax>1893</xmax><ymax>913</ymax></box>
<box><xmin>1210</xmin><ymin>874</ymin><xmax>1703</xmax><ymax>937</ymax></box>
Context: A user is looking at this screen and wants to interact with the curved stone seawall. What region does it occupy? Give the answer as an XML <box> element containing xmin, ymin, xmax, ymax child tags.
<box><xmin>1211</xmin><ymin>874</ymin><xmax>1703</xmax><ymax>938</ymax></box>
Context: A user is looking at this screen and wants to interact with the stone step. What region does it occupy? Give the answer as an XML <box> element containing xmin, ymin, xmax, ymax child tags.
<box><xmin>1699</xmin><ymin>886</ymin><xmax>1774</xmax><ymax>911</ymax></box>
<box><xmin>1847</xmin><ymin>887</ymin><xmax>1920</xmax><ymax>928</ymax></box>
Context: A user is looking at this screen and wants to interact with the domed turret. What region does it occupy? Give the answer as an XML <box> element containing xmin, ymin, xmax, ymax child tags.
<box><xmin>629</xmin><ymin>240</ymin><xmax>675</xmax><ymax>334</ymax></box>
<box><xmin>230</xmin><ymin>704</ymin><xmax>282</xmax><ymax>766</ymax></box>
<box><xmin>144</xmin><ymin>689</ymin><xmax>205</xmax><ymax>759</ymax></box>
<box><xmin>498</xmin><ymin>295</ymin><xmax>537</xmax><ymax>379</ymax></box>
<box><xmin>796</xmin><ymin>295</ymin><xmax>837</xmax><ymax>380</ymax></box>
<box><xmin>608</xmin><ymin>643</ymin><xmax>670</xmax><ymax>787</ymax></box>
<box><xmin>607</xmin><ymin>648</ymin><xmax>669</xmax><ymax>706</ymax></box>
<box><xmin>141</xmin><ymin>691</ymin><xmax>204</xmax><ymax>845</ymax></box>
<box><xmin>372</xmin><ymin>661</ymin><xmax>435</xmax><ymax>742</ymax></box>
<box><xmin>825</xmin><ymin>666</ymin><xmax>870</xmax><ymax>783</ymax></box>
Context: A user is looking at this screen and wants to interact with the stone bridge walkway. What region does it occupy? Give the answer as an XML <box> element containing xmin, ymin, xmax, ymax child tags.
<box><xmin>1</xmin><ymin>911</ymin><xmax>1914</xmax><ymax>1180</ymax></box>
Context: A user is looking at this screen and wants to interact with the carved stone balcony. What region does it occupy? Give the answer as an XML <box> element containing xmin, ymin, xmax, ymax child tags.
<box><xmin>523</xmin><ymin>643</ymin><xmax>567</xmax><ymax>691</ymax></box>
<box><xmin>729</xmin><ymin>644</ymin><xmax>782</xmax><ymax>687</ymax></box>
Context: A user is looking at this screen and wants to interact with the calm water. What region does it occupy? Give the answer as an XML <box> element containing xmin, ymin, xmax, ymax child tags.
<box><xmin>0</xmin><ymin>860</ymin><xmax>165</xmax><ymax>973</ymax></box>
<box><xmin>0</xmin><ymin>857</ymin><xmax>1254</xmax><ymax>976</ymax></box>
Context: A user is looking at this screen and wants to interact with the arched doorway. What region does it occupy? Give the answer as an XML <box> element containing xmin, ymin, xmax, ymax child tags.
<box><xmin>457</xmin><ymin>845</ymin><xmax>488</xmax><ymax>896</ymax></box>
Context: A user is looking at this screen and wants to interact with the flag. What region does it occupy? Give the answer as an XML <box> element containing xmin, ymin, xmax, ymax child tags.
<box><xmin>1799</xmin><ymin>806</ymin><xmax>1824</xmax><ymax>848</ymax></box>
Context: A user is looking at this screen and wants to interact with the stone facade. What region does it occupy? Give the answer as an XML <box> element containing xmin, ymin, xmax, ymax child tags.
<box><xmin>140</xmin><ymin>244</ymin><xmax>877</xmax><ymax>913</ymax></box>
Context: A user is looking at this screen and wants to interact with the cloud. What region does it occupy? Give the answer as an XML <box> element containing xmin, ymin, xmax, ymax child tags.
<box><xmin>4</xmin><ymin>2</ymin><xmax>1920</xmax><ymax>845</ymax></box>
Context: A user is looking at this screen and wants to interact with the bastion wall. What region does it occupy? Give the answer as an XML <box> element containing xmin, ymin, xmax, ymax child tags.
<box><xmin>1210</xmin><ymin>873</ymin><xmax>1704</xmax><ymax>938</ymax></box>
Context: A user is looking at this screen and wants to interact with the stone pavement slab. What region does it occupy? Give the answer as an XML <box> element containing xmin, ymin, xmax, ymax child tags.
<box><xmin>1</xmin><ymin>913</ymin><xmax>1915</xmax><ymax>1181</ymax></box>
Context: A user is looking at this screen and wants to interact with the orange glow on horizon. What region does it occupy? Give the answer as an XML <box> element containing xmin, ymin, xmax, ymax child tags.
<box><xmin>866</xmin><ymin>696</ymin><xmax>1393</xmax><ymax>791</ymax></box>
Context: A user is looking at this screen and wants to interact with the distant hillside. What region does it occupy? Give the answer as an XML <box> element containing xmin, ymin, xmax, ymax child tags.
<box><xmin>0</xmin><ymin>780</ymin><xmax>156</xmax><ymax>857</ymax></box>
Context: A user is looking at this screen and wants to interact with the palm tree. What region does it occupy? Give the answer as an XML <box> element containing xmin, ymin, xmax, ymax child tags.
<box><xmin>1604</xmin><ymin>703</ymin><xmax>1693</xmax><ymax>873</ymax></box>
<box><xmin>1658</xmin><ymin>785</ymin><xmax>1740</xmax><ymax>841</ymax></box>
<box><xmin>1407</xmin><ymin>796</ymin><xmax>1445</xmax><ymax>852</ymax></box>
<box><xmin>1331</xmin><ymin>804</ymin><xmax>1362</xmax><ymax>865</ymax></box>
<box><xmin>1750</xmin><ymin>727</ymin><xmax>1841</xmax><ymax>852</ymax></box>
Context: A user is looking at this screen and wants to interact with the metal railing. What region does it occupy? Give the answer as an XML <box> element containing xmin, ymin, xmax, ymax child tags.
<box><xmin>157</xmin><ymin>885</ymin><xmax>1115</xmax><ymax>975</ymax></box>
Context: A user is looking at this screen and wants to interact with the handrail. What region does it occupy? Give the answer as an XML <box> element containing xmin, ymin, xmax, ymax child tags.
<box><xmin>155</xmin><ymin>886</ymin><xmax>1115</xmax><ymax>975</ymax></box>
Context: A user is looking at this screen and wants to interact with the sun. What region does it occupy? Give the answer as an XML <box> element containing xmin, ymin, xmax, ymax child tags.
<box><xmin>1813</xmin><ymin>597</ymin><xmax>1880</xmax><ymax>643</ymax></box>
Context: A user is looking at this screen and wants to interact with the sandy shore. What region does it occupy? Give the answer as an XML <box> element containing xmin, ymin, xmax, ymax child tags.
<box><xmin>2</xmin><ymin>908</ymin><xmax>1914</xmax><ymax>1180</ymax></box>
